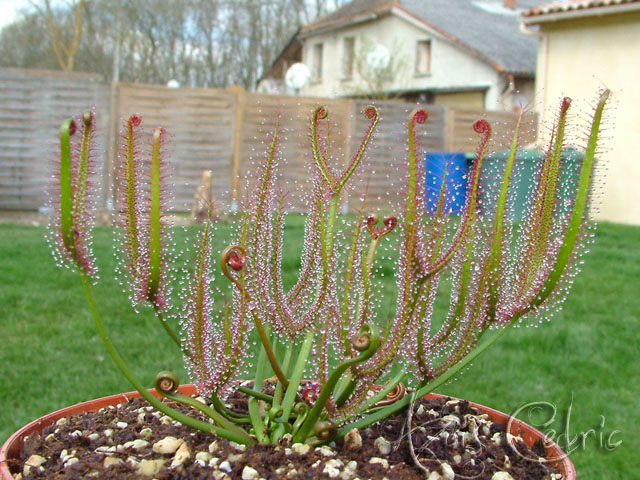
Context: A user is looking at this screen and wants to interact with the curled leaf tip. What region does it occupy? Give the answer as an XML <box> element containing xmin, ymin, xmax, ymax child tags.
<box><xmin>315</xmin><ymin>106</ymin><xmax>328</xmax><ymax>120</ymax></box>
<box><xmin>222</xmin><ymin>245</ymin><xmax>246</xmax><ymax>272</ymax></box>
<box><xmin>412</xmin><ymin>108</ymin><xmax>428</xmax><ymax>124</ymax></box>
<box><xmin>473</xmin><ymin>118</ymin><xmax>491</xmax><ymax>134</ymax></box>
<box><xmin>313</xmin><ymin>420</ymin><xmax>338</xmax><ymax>441</ymax></box>
<box><xmin>128</xmin><ymin>114</ymin><xmax>142</xmax><ymax>127</ymax></box>
<box><xmin>155</xmin><ymin>371</ymin><xmax>180</xmax><ymax>393</ymax></box>
<box><xmin>384</xmin><ymin>215</ymin><xmax>398</xmax><ymax>230</ymax></box>
<box><xmin>352</xmin><ymin>331</ymin><xmax>372</xmax><ymax>352</ymax></box>
<box><xmin>366</xmin><ymin>214</ymin><xmax>397</xmax><ymax>240</ymax></box>
<box><xmin>83</xmin><ymin>110</ymin><xmax>93</xmax><ymax>126</ymax></box>
<box><xmin>364</xmin><ymin>105</ymin><xmax>378</xmax><ymax>119</ymax></box>
<box><xmin>228</xmin><ymin>249</ymin><xmax>246</xmax><ymax>272</ymax></box>
<box><xmin>301</xmin><ymin>383</ymin><xmax>321</xmax><ymax>405</ymax></box>
<box><xmin>153</xmin><ymin>126</ymin><xmax>166</xmax><ymax>140</ymax></box>
<box><xmin>67</xmin><ymin>119</ymin><xmax>77</xmax><ymax>136</ymax></box>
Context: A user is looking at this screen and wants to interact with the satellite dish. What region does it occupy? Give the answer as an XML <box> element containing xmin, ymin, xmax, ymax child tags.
<box><xmin>285</xmin><ymin>63</ymin><xmax>311</xmax><ymax>91</ymax></box>
<box><xmin>365</xmin><ymin>44</ymin><xmax>390</xmax><ymax>70</ymax></box>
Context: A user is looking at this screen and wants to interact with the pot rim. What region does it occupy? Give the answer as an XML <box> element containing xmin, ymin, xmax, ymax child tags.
<box><xmin>0</xmin><ymin>386</ymin><xmax>576</xmax><ymax>479</ymax></box>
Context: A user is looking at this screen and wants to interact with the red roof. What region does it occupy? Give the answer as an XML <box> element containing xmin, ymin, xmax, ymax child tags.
<box><xmin>523</xmin><ymin>0</ymin><xmax>640</xmax><ymax>18</ymax></box>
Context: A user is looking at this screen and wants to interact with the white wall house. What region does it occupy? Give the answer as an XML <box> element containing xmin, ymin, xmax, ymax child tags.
<box><xmin>522</xmin><ymin>0</ymin><xmax>640</xmax><ymax>225</ymax></box>
<box><xmin>260</xmin><ymin>0</ymin><xmax>540</xmax><ymax>111</ymax></box>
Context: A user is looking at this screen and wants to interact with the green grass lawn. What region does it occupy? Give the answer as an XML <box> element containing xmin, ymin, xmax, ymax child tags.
<box><xmin>1</xmin><ymin>220</ymin><xmax>639</xmax><ymax>478</ymax></box>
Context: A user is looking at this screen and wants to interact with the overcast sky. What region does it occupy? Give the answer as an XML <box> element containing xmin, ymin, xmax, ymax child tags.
<box><xmin>0</xmin><ymin>0</ymin><xmax>34</xmax><ymax>29</ymax></box>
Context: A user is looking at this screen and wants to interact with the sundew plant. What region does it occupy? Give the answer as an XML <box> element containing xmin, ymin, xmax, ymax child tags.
<box><xmin>49</xmin><ymin>90</ymin><xmax>609</xmax><ymax>446</ymax></box>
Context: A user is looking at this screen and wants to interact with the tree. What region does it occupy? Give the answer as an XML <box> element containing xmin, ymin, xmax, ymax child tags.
<box><xmin>31</xmin><ymin>0</ymin><xmax>86</xmax><ymax>71</ymax></box>
<box><xmin>347</xmin><ymin>36</ymin><xmax>409</xmax><ymax>100</ymax></box>
<box><xmin>0</xmin><ymin>0</ymin><xmax>347</xmax><ymax>89</ymax></box>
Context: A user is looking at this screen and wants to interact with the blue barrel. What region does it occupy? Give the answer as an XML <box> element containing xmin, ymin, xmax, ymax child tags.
<box><xmin>425</xmin><ymin>152</ymin><xmax>468</xmax><ymax>215</ymax></box>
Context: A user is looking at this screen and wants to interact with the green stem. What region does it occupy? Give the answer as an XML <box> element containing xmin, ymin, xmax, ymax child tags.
<box><xmin>156</xmin><ymin>389</ymin><xmax>252</xmax><ymax>435</ymax></box>
<box><xmin>336</xmin><ymin>323</ymin><xmax>512</xmax><ymax>439</ymax></box>
<box><xmin>147</xmin><ymin>127</ymin><xmax>163</xmax><ymax>303</ymax></box>
<box><xmin>247</xmin><ymin>331</ymin><xmax>270</xmax><ymax>443</ymax></box>
<box><xmin>59</xmin><ymin>119</ymin><xmax>75</xmax><ymax>256</ymax></box>
<box><xmin>279</xmin><ymin>330</ymin><xmax>314</xmax><ymax>437</ymax></box>
<box><xmin>252</xmin><ymin>311</ymin><xmax>290</xmax><ymax>389</ymax></box>
<box><xmin>211</xmin><ymin>395</ymin><xmax>251</xmax><ymax>423</ymax></box>
<box><xmin>239</xmin><ymin>386</ymin><xmax>274</xmax><ymax>404</ymax></box>
<box><xmin>79</xmin><ymin>273</ymin><xmax>254</xmax><ymax>445</ymax></box>
<box><xmin>293</xmin><ymin>325</ymin><xmax>380</xmax><ymax>443</ymax></box>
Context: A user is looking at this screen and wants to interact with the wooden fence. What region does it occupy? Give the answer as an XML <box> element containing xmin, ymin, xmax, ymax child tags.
<box><xmin>0</xmin><ymin>68</ymin><xmax>536</xmax><ymax>213</ymax></box>
<box><xmin>0</xmin><ymin>68</ymin><xmax>109</xmax><ymax>210</ymax></box>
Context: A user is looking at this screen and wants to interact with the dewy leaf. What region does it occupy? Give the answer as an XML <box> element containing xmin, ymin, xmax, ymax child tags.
<box><xmin>58</xmin><ymin>118</ymin><xmax>76</xmax><ymax>257</ymax></box>
<box><xmin>123</xmin><ymin>114</ymin><xmax>143</xmax><ymax>279</ymax></box>
<box><xmin>486</xmin><ymin>115</ymin><xmax>522</xmax><ymax>318</ymax></box>
<box><xmin>147</xmin><ymin>126</ymin><xmax>165</xmax><ymax>306</ymax></box>
<box><xmin>532</xmin><ymin>90</ymin><xmax>610</xmax><ymax>307</ymax></box>
<box><xmin>311</xmin><ymin>105</ymin><xmax>379</xmax><ymax>193</ymax></box>
<box><xmin>69</xmin><ymin>110</ymin><xmax>97</xmax><ymax>276</ymax></box>
<box><xmin>423</xmin><ymin>119</ymin><xmax>491</xmax><ymax>277</ymax></box>
<box><xmin>522</xmin><ymin>98</ymin><xmax>571</xmax><ymax>295</ymax></box>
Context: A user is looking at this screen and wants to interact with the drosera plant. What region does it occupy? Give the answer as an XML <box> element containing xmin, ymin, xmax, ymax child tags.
<box><xmin>49</xmin><ymin>90</ymin><xmax>610</xmax><ymax>448</ymax></box>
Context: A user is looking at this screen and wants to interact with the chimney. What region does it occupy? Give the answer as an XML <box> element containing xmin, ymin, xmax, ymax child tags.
<box><xmin>504</xmin><ymin>0</ymin><xmax>517</xmax><ymax>9</ymax></box>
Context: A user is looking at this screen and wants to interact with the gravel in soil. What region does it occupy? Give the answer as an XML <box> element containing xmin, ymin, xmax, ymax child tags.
<box><xmin>11</xmin><ymin>394</ymin><xmax>563</xmax><ymax>479</ymax></box>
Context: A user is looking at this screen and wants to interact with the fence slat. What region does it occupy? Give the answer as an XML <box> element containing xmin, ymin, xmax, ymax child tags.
<box><xmin>1</xmin><ymin>68</ymin><xmax>536</xmax><ymax>212</ymax></box>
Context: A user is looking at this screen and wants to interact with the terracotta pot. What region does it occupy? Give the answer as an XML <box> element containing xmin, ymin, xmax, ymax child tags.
<box><xmin>0</xmin><ymin>386</ymin><xmax>576</xmax><ymax>479</ymax></box>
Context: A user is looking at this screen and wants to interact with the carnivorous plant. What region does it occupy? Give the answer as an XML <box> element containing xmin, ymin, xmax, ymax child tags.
<box><xmin>49</xmin><ymin>90</ymin><xmax>610</xmax><ymax>446</ymax></box>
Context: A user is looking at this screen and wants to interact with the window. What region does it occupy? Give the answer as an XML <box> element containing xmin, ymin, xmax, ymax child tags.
<box><xmin>313</xmin><ymin>43</ymin><xmax>323</xmax><ymax>82</ymax></box>
<box><xmin>415</xmin><ymin>39</ymin><xmax>431</xmax><ymax>75</ymax></box>
<box><xmin>342</xmin><ymin>37</ymin><xmax>355</xmax><ymax>79</ymax></box>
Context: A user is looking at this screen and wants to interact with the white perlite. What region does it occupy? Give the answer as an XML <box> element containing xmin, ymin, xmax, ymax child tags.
<box><xmin>340</xmin><ymin>460</ymin><xmax>358</xmax><ymax>480</ymax></box>
<box><xmin>427</xmin><ymin>462</ymin><xmax>455</xmax><ymax>480</ymax></box>
<box><xmin>491</xmin><ymin>472</ymin><xmax>515</xmax><ymax>480</ymax></box>
<box><xmin>152</xmin><ymin>436</ymin><xmax>184</xmax><ymax>454</ymax></box>
<box><xmin>374</xmin><ymin>436</ymin><xmax>391</xmax><ymax>455</ymax></box>
<box><xmin>318</xmin><ymin>445</ymin><xmax>336</xmax><ymax>457</ymax></box>
<box><xmin>137</xmin><ymin>459</ymin><xmax>165</xmax><ymax>476</ymax></box>
<box><xmin>242</xmin><ymin>465</ymin><xmax>260</xmax><ymax>480</ymax></box>
<box><xmin>323</xmin><ymin>461</ymin><xmax>341</xmax><ymax>478</ymax></box>
<box><xmin>231</xmin><ymin>441</ymin><xmax>246</xmax><ymax>451</ymax></box>
<box><xmin>23</xmin><ymin>454</ymin><xmax>46</xmax><ymax>476</ymax></box>
<box><xmin>171</xmin><ymin>442</ymin><xmax>191</xmax><ymax>467</ymax></box>
<box><xmin>123</xmin><ymin>439</ymin><xmax>149</xmax><ymax>450</ymax></box>
<box><xmin>344</xmin><ymin>428</ymin><xmax>362</xmax><ymax>451</ymax></box>
<box><xmin>103</xmin><ymin>457</ymin><xmax>123</xmax><ymax>468</ymax></box>
<box><xmin>291</xmin><ymin>443</ymin><xmax>311</xmax><ymax>455</ymax></box>
<box><xmin>195</xmin><ymin>451</ymin><xmax>213</xmax><ymax>466</ymax></box>
<box><xmin>227</xmin><ymin>452</ymin><xmax>244</xmax><ymax>462</ymax></box>
<box><xmin>369</xmin><ymin>457</ymin><xmax>389</xmax><ymax>469</ymax></box>
<box><xmin>441</xmin><ymin>415</ymin><xmax>460</xmax><ymax>428</ymax></box>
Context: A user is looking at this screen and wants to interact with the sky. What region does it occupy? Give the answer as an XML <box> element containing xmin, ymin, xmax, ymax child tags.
<box><xmin>0</xmin><ymin>0</ymin><xmax>35</xmax><ymax>29</ymax></box>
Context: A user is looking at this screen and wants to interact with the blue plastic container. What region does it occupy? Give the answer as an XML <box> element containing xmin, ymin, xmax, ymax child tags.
<box><xmin>425</xmin><ymin>152</ymin><xmax>468</xmax><ymax>215</ymax></box>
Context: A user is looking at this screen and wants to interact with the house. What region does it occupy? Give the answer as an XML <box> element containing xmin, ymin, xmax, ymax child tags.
<box><xmin>259</xmin><ymin>0</ymin><xmax>540</xmax><ymax>111</ymax></box>
<box><xmin>521</xmin><ymin>0</ymin><xmax>640</xmax><ymax>225</ymax></box>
